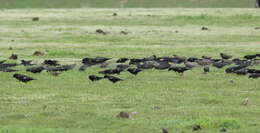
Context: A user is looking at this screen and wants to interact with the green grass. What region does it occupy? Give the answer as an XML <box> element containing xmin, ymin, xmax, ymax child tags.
<box><xmin>0</xmin><ymin>0</ymin><xmax>256</xmax><ymax>8</ymax></box>
<box><xmin>0</xmin><ymin>9</ymin><xmax>260</xmax><ymax>133</ymax></box>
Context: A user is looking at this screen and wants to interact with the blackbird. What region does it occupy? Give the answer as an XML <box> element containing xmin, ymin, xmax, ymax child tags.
<box><xmin>161</xmin><ymin>128</ymin><xmax>169</xmax><ymax>133</ymax></box>
<box><xmin>244</xmin><ymin>54</ymin><xmax>257</xmax><ymax>60</ymax></box>
<box><xmin>203</xmin><ymin>66</ymin><xmax>210</xmax><ymax>73</ymax></box>
<box><xmin>99</xmin><ymin>68</ymin><xmax>123</xmax><ymax>75</ymax></box>
<box><xmin>220</xmin><ymin>53</ymin><xmax>232</xmax><ymax>59</ymax></box>
<box><xmin>43</xmin><ymin>60</ymin><xmax>59</xmax><ymax>66</ymax></box>
<box><xmin>21</xmin><ymin>60</ymin><xmax>33</xmax><ymax>66</ymax></box>
<box><xmin>9</xmin><ymin>54</ymin><xmax>18</xmax><ymax>60</ymax></box>
<box><xmin>168</xmin><ymin>66</ymin><xmax>189</xmax><ymax>73</ymax></box>
<box><xmin>127</xmin><ymin>68</ymin><xmax>142</xmax><ymax>75</ymax></box>
<box><xmin>89</xmin><ymin>75</ymin><xmax>104</xmax><ymax>81</ymax></box>
<box><xmin>82</xmin><ymin>57</ymin><xmax>111</xmax><ymax>65</ymax></box>
<box><xmin>13</xmin><ymin>73</ymin><xmax>34</xmax><ymax>83</ymax></box>
<box><xmin>249</xmin><ymin>73</ymin><xmax>260</xmax><ymax>79</ymax></box>
<box><xmin>26</xmin><ymin>66</ymin><xmax>45</xmax><ymax>73</ymax></box>
<box><xmin>104</xmin><ymin>75</ymin><xmax>123</xmax><ymax>83</ymax></box>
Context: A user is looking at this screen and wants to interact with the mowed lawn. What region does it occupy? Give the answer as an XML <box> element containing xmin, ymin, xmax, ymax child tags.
<box><xmin>0</xmin><ymin>0</ymin><xmax>255</xmax><ymax>8</ymax></box>
<box><xmin>0</xmin><ymin>9</ymin><xmax>260</xmax><ymax>133</ymax></box>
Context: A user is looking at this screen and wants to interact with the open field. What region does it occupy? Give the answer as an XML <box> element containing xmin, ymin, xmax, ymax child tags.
<box><xmin>0</xmin><ymin>9</ymin><xmax>260</xmax><ymax>133</ymax></box>
<box><xmin>0</xmin><ymin>0</ymin><xmax>256</xmax><ymax>8</ymax></box>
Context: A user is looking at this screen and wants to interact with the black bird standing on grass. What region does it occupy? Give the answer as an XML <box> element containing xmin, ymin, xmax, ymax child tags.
<box><xmin>26</xmin><ymin>66</ymin><xmax>45</xmax><ymax>73</ymax></box>
<box><xmin>244</xmin><ymin>54</ymin><xmax>257</xmax><ymax>60</ymax></box>
<box><xmin>161</xmin><ymin>128</ymin><xmax>169</xmax><ymax>133</ymax></box>
<box><xmin>104</xmin><ymin>75</ymin><xmax>123</xmax><ymax>83</ymax></box>
<box><xmin>99</xmin><ymin>68</ymin><xmax>124</xmax><ymax>75</ymax></box>
<box><xmin>249</xmin><ymin>73</ymin><xmax>260</xmax><ymax>79</ymax></box>
<box><xmin>203</xmin><ymin>66</ymin><xmax>210</xmax><ymax>74</ymax></box>
<box><xmin>88</xmin><ymin>75</ymin><xmax>104</xmax><ymax>82</ymax></box>
<box><xmin>220</xmin><ymin>53</ymin><xmax>232</xmax><ymax>59</ymax></box>
<box><xmin>127</xmin><ymin>68</ymin><xmax>142</xmax><ymax>75</ymax></box>
<box><xmin>155</xmin><ymin>61</ymin><xmax>171</xmax><ymax>70</ymax></box>
<box><xmin>168</xmin><ymin>66</ymin><xmax>189</xmax><ymax>74</ymax></box>
<box><xmin>13</xmin><ymin>73</ymin><xmax>35</xmax><ymax>83</ymax></box>
<box><xmin>21</xmin><ymin>60</ymin><xmax>34</xmax><ymax>66</ymax></box>
<box><xmin>43</xmin><ymin>60</ymin><xmax>59</xmax><ymax>66</ymax></box>
<box><xmin>9</xmin><ymin>54</ymin><xmax>18</xmax><ymax>60</ymax></box>
<box><xmin>82</xmin><ymin>57</ymin><xmax>111</xmax><ymax>65</ymax></box>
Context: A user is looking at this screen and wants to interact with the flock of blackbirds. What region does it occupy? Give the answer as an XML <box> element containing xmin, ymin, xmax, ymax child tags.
<box><xmin>0</xmin><ymin>52</ymin><xmax>260</xmax><ymax>83</ymax></box>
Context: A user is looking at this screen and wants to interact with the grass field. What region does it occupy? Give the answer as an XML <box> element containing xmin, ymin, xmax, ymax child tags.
<box><xmin>0</xmin><ymin>9</ymin><xmax>260</xmax><ymax>133</ymax></box>
<box><xmin>0</xmin><ymin>0</ymin><xmax>256</xmax><ymax>8</ymax></box>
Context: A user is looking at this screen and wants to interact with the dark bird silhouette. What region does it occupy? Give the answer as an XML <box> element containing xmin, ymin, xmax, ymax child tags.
<box><xmin>113</xmin><ymin>13</ymin><xmax>117</xmax><ymax>16</ymax></box>
<box><xmin>225</xmin><ymin>66</ymin><xmax>245</xmax><ymax>73</ymax></box>
<box><xmin>21</xmin><ymin>60</ymin><xmax>34</xmax><ymax>66</ymax></box>
<box><xmin>116</xmin><ymin>112</ymin><xmax>130</xmax><ymax>118</ymax></box>
<box><xmin>247</xmin><ymin>69</ymin><xmax>260</xmax><ymax>73</ymax></box>
<box><xmin>26</xmin><ymin>66</ymin><xmax>45</xmax><ymax>73</ymax></box>
<box><xmin>0</xmin><ymin>63</ymin><xmax>17</xmax><ymax>69</ymax></box>
<box><xmin>196</xmin><ymin>59</ymin><xmax>212</xmax><ymax>66</ymax></box>
<box><xmin>220</xmin><ymin>128</ymin><xmax>227</xmax><ymax>132</ymax></box>
<box><xmin>187</xmin><ymin>57</ymin><xmax>198</xmax><ymax>62</ymax></box>
<box><xmin>33</xmin><ymin>51</ymin><xmax>44</xmax><ymax>56</ymax></box>
<box><xmin>202</xmin><ymin>55</ymin><xmax>212</xmax><ymax>60</ymax></box>
<box><xmin>171</xmin><ymin>55</ymin><xmax>186</xmax><ymax>64</ymax></box>
<box><xmin>99</xmin><ymin>68</ymin><xmax>124</xmax><ymax>75</ymax></box>
<box><xmin>232</xmin><ymin>58</ymin><xmax>252</xmax><ymax>66</ymax></box>
<box><xmin>193</xmin><ymin>125</ymin><xmax>202</xmax><ymax>131</ymax></box>
<box><xmin>233</xmin><ymin>68</ymin><xmax>248</xmax><ymax>75</ymax></box>
<box><xmin>220</xmin><ymin>53</ymin><xmax>232</xmax><ymax>59</ymax></box>
<box><xmin>96</xmin><ymin>29</ymin><xmax>107</xmax><ymax>35</ymax></box>
<box><xmin>116</xmin><ymin>58</ymin><xmax>129</xmax><ymax>63</ymax></box>
<box><xmin>127</xmin><ymin>68</ymin><xmax>142</xmax><ymax>75</ymax></box>
<box><xmin>82</xmin><ymin>57</ymin><xmax>111</xmax><ymax>65</ymax></box>
<box><xmin>89</xmin><ymin>75</ymin><xmax>104</xmax><ymax>82</ymax></box>
<box><xmin>137</xmin><ymin>61</ymin><xmax>155</xmax><ymax>69</ymax></box>
<box><xmin>201</xmin><ymin>26</ymin><xmax>209</xmax><ymax>30</ymax></box>
<box><xmin>203</xmin><ymin>66</ymin><xmax>210</xmax><ymax>73</ymax></box>
<box><xmin>104</xmin><ymin>75</ymin><xmax>123</xmax><ymax>83</ymax></box>
<box><xmin>249</xmin><ymin>73</ymin><xmax>260</xmax><ymax>79</ymax></box>
<box><xmin>244</xmin><ymin>54</ymin><xmax>257</xmax><ymax>60</ymax></box>
<box><xmin>9</xmin><ymin>54</ymin><xmax>18</xmax><ymax>60</ymax></box>
<box><xmin>212</xmin><ymin>61</ymin><xmax>228</xmax><ymax>69</ymax></box>
<box><xmin>168</xmin><ymin>66</ymin><xmax>189</xmax><ymax>74</ymax></box>
<box><xmin>120</xmin><ymin>31</ymin><xmax>128</xmax><ymax>35</ymax></box>
<box><xmin>32</xmin><ymin>17</ymin><xmax>39</xmax><ymax>21</ymax></box>
<box><xmin>155</xmin><ymin>61</ymin><xmax>171</xmax><ymax>70</ymax></box>
<box><xmin>43</xmin><ymin>60</ymin><xmax>59</xmax><ymax>66</ymax></box>
<box><xmin>13</xmin><ymin>73</ymin><xmax>34</xmax><ymax>83</ymax></box>
<box><xmin>161</xmin><ymin>128</ymin><xmax>169</xmax><ymax>133</ymax></box>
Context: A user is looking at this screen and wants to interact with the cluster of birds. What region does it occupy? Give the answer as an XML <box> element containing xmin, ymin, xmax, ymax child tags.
<box><xmin>1</xmin><ymin>52</ymin><xmax>260</xmax><ymax>83</ymax></box>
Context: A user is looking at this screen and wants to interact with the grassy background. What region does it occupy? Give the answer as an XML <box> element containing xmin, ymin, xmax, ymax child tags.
<box><xmin>0</xmin><ymin>0</ymin><xmax>257</xmax><ymax>8</ymax></box>
<box><xmin>0</xmin><ymin>8</ymin><xmax>260</xmax><ymax>133</ymax></box>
